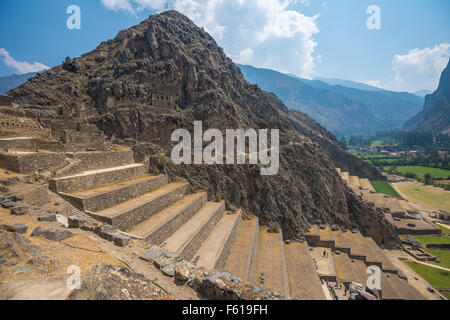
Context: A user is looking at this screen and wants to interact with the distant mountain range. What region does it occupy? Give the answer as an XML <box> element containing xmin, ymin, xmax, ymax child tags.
<box><xmin>413</xmin><ymin>89</ymin><xmax>433</xmax><ymax>98</ymax></box>
<box><xmin>238</xmin><ymin>64</ymin><xmax>424</xmax><ymax>136</ymax></box>
<box><xmin>404</xmin><ymin>59</ymin><xmax>450</xmax><ymax>134</ymax></box>
<box><xmin>0</xmin><ymin>72</ymin><xmax>36</xmax><ymax>94</ymax></box>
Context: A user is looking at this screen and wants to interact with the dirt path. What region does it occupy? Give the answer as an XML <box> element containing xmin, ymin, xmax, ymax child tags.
<box><xmin>413</xmin><ymin>261</ymin><xmax>450</xmax><ymax>272</ymax></box>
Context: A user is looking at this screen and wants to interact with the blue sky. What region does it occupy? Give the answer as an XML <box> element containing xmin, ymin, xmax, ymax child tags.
<box><xmin>0</xmin><ymin>0</ymin><xmax>449</xmax><ymax>93</ymax></box>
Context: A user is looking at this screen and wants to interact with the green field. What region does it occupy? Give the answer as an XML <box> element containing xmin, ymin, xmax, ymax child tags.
<box><xmin>439</xmin><ymin>224</ymin><xmax>450</xmax><ymax>235</ymax></box>
<box><xmin>414</xmin><ymin>235</ymin><xmax>450</xmax><ymax>269</ymax></box>
<box><xmin>370</xmin><ymin>180</ymin><xmax>400</xmax><ymax>197</ymax></box>
<box><xmin>405</xmin><ymin>261</ymin><xmax>450</xmax><ymax>293</ymax></box>
<box><xmin>383</xmin><ymin>166</ymin><xmax>450</xmax><ymax>179</ymax></box>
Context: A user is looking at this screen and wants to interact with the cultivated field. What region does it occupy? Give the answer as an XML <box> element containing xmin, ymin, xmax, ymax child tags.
<box><xmin>370</xmin><ymin>180</ymin><xmax>400</xmax><ymax>197</ymax></box>
<box><xmin>384</xmin><ymin>166</ymin><xmax>450</xmax><ymax>179</ymax></box>
<box><xmin>393</xmin><ymin>181</ymin><xmax>450</xmax><ymax>212</ymax></box>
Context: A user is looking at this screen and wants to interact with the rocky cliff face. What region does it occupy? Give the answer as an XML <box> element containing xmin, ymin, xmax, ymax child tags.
<box><xmin>7</xmin><ymin>11</ymin><xmax>393</xmax><ymax>242</ymax></box>
<box><xmin>404</xmin><ymin>59</ymin><xmax>450</xmax><ymax>134</ymax></box>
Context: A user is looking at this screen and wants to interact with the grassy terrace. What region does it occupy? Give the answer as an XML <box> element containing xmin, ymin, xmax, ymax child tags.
<box><xmin>414</xmin><ymin>235</ymin><xmax>450</xmax><ymax>269</ymax></box>
<box><xmin>383</xmin><ymin>166</ymin><xmax>450</xmax><ymax>179</ymax></box>
<box><xmin>405</xmin><ymin>261</ymin><xmax>450</xmax><ymax>299</ymax></box>
<box><xmin>370</xmin><ymin>180</ymin><xmax>400</xmax><ymax>197</ymax></box>
<box><xmin>393</xmin><ymin>182</ymin><xmax>450</xmax><ymax>212</ymax></box>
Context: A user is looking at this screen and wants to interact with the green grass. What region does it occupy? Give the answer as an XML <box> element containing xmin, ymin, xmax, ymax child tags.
<box><xmin>383</xmin><ymin>166</ymin><xmax>450</xmax><ymax>179</ymax></box>
<box><xmin>414</xmin><ymin>235</ymin><xmax>450</xmax><ymax>269</ymax></box>
<box><xmin>405</xmin><ymin>261</ymin><xmax>450</xmax><ymax>290</ymax></box>
<box><xmin>370</xmin><ymin>180</ymin><xmax>400</xmax><ymax>197</ymax></box>
<box><xmin>442</xmin><ymin>291</ymin><xmax>450</xmax><ymax>299</ymax></box>
<box><xmin>438</xmin><ymin>224</ymin><xmax>450</xmax><ymax>235</ymax></box>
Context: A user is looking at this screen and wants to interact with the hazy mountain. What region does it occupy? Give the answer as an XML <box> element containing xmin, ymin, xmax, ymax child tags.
<box><xmin>315</xmin><ymin>77</ymin><xmax>383</xmax><ymax>92</ymax></box>
<box><xmin>414</xmin><ymin>89</ymin><xmax>433</xmax><ymax>98</ymax></box>
<box><xmin>404</xmin><ymin>59</ymin><xmax>450</xmax><ymax>134</ymax></box>
<box><xmin>0</xmin><ymin>72</ymin><xmax>36</xmax><ymax>94</ymax></box>
<box><xmin>239</xmin><ymin>65</ymin><xmax>424</xmax><ymax>136</ymax></box>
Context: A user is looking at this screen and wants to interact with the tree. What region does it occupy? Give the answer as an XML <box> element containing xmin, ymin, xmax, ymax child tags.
<box><xmin>424</xmin><ymin>173</ymin><xmax>434</xmax><ymax>185</ymax></box>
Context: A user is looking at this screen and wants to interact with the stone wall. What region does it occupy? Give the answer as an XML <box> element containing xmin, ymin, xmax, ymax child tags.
<box><xmin>0</xmin><ymin>153</ymin><xmax>66</xmax><ymax>174</ymax></box>
<box><xmin>0</xmin><ymin>95</ymin><xmax>13</xmax><ymax>106</ymax></box>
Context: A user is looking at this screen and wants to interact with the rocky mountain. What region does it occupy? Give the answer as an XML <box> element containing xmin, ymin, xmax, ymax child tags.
<box><xmin>239</xmin><ymin>65</ymin><xmax>424</xmax><ymax>136</ymax></box>
<box><xmin>6</xmin><ymin>11</ymin><xmax>393</xmax><ymax>242</ymax></box>
<box><xmin>404</xmin><ymin>59</ymin><xmax>450</xmax><ymax>134</ymax></box>
<box><xmin>0</xmin><ymin>72</ymin><xmax>36</xmax><ymax>94</ymax></box>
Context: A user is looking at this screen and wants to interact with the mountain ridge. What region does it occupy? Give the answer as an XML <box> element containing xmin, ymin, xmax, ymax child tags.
<box><xmin>404</xmin><ymin>59</ymin><xmax>450</xmax><ymax>134</ymax></box>
<box><xmin>239</xmin><ymin>64</ymin><xmax>424</xmax><ymax>136</ymax></box>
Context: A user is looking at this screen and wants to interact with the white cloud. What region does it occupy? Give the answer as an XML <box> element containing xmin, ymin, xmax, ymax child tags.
<box><xmin>390</xmin><ymin>44</ymin><xmax>450</xmax><ymax>92</ymax></box>
<box><xmin>362</xmin><ymin>44</ymin><xmax>449</xmax><ymax>93</ymax></box>
<box><xmin>101</xmin><ymin>0</ymin><xmax>136</xmax><ymax>14</ymax></box>
<box><xmin>363</xmin><ymin>80</ymin><xmax>385</xmax><ymax>89</ymax></box>
<box><xmin>0</xmin><ymin>48</ymin><xmax>49</xmax><ymax>74</ymax></box>
<box><xmin>237</xmin><ymin>48</ymin><xmax>254</xmax><ymax>64</ymax></box>
<box><xmin>100</xmin><ymin>0</ymin><xmax>320</xmax><ymax>78</ymax></box>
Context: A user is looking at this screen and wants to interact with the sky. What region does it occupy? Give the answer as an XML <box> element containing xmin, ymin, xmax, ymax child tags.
<box><xmin>0</xmin><ymin>0</ymin><xmax>449</xmax><ymax>93</ymax></box>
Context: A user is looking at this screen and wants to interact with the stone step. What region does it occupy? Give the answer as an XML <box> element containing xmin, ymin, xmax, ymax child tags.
<box><xmin>387</xmin><ymin>274</ymin><xmax>424</xmax><ymax>300</ymax></box>
<box><xmin>253</xmin><ymin>227</ymin><xmax>290</xmax><ymax>296</ymax></box>
<box><xmin>49</xmin><ymin>163</ymin><xmax>147</xmax><ymax>193</ymax></box>
<box><xmin>353</xmin><ymin>232</ymin><xmax>383</xmax><ymax>269</ymax></box>
<box><xmin>285</xmin><ymin>241</ymin><xmax>326</xmax><ymax>300</ymax></box>
<box><xmin>331</xmin><ymin>229</ymin><xmax>350</xmax><ymax>254</ymax></box>
<box><xmin>56</xmin><ymin>150</ymin><xmax>136</xmax><ymax>177</ymax></box>
<box><xmin>224</xmin><ymin>216</ymin><xmax>260</xmax><ymax>282</ymax></box>
<box><xmin>318</xmin><ymin>225</ymin><xmax>335</xmax><ymax>248</ymax></box>
<box><xmin>333</xmin><ymin>251</ymin><xmax>362</xmax><ymax>287</ymax></box>
<box><xmin>194</xmin><ymin>210</ymin><xmax>243</xmax><ymax>271</ymax></box>
<box><xmin>379</xmin><ymin>273</ymin><xmax>404</xmax><ymax>300</ymax></box>
<box><xmin>129</xmin><ymin>192</ymin><xmax>207</xmax><ymax>244</ymax></box>
<box><xmin>86</xmin><ymin>181</ymin><xmax>190</xmax><ymax>231</ymax></box>
<box><xmin>363</xmin><ymin>237</ymin><xmax>398</xmax><ymax>274</ymax></box>
<box><xmin>162</xmin><ymin>201</ymin><xmax>225</xmax><ymax>261</ymax></box>
<box><xmin>342</xmin><ymin>231</ymin><xmax>367</xmax><ymax>261</ymax></box>
<box><xmin>59</xmin><ymin>174</ymin><xmax>168</xmax><ymax>212</ymax></box>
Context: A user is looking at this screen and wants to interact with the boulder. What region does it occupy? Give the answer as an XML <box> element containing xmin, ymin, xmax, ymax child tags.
<box><xmin>38</xmin><ymin>213</ymin><xmax>57</xmax><ymax>222</ymax></box>
<box><xmin>68</xmin><ymin>216</ymin><xmax>88</xmax><ymax>228</ymax></box>
<box><xmin>161</xmin><ymin>264</ymin><xmax>175</xmax><ymax>277</ymax></box>
<box><xmin>43</xmin><ymin>230</ymin><xmax>73</xmax><ymax>242</ymax></box>
<box><xmin>11</xmin><ymin>206</ymin><xmax>29</xmax><ymax>216</ymax></box>
<box><xmin>140</xmin><ymin>246</ymin><xmax>166</xmax><ymax>262</ymax></box>
<box><xmin>175</xmin><ymin>267</ymin><xmax>190</xmax><ymax>282</ymax></box>
<box><xmin>31</xmin><ymin>226</ymin><xmax>46</xmax><ymax>237</ymax></box>
<box><xmin>1</xmin><ymin>201</ymin><xmax>16</xmax><ymax>209</ymax></box>
<box><xmin>7</xmin><ymin>223</ymin><xmax>28</xmax><ymax>234</ymax></box>
<box><xmin>111</xmin><ymin>233</ymin><xmax>130</xmax><ymax>247</ymax></box>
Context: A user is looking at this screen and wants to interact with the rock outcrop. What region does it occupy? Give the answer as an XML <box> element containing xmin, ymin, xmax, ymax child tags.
<box><xmin>404</xmin><ymin>59</ymin><xmax>450</xmax><ymax>134</ymax></box>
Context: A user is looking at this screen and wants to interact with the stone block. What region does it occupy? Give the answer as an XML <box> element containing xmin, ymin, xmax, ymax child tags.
<box><xmin>7</xmin><ymin>223</ymin><xmax>28</xmax><ymax>234</ymax></box>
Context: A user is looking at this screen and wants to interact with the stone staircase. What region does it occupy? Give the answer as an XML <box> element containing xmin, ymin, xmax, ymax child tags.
<box><xmin>307</xmin><ymin>224</ymin><xmax>425</xmax><ymax>300</ymax></box>
<box><xmin>17</xmin><ymin>150</ymin><xmax>424</xmax><ymax>300</ymax></box>
<box><xmin>50</xmin><ymin>152</ymin><xmax>329</xmax><ymax>298</ymax></box>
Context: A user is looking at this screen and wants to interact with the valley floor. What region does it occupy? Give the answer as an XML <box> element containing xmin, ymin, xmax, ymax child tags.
<box><xmin>392</xmin><ymin>181</ymin><xmax>450</xmax><ymax>213</ymax></box>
